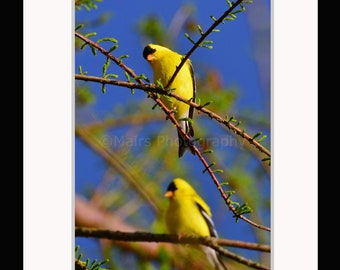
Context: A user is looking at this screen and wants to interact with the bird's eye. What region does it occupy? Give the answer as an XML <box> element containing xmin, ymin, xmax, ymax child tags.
<box><xmin>143</xmin><ymin>45</ymin><xmax>156</xmax><ymax>60</ymax></box>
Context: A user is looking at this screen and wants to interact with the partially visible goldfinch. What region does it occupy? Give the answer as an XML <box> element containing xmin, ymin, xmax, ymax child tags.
<box><xmin>143</xmin><ymin>44</ymin><xmax>196</xmax><ymax>158</ymax></box>
<box><xmin>164</xmin><ymin>178</ymin><xmax>228</xmax><ymax>270</ymax></box>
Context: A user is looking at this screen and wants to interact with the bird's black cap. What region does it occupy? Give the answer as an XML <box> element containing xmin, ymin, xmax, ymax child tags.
<box><xmin>166</xmin><ymin>181</ymin><xmax>178</xmax><ymax>192</ymax></box>
<box><xmin>143</xmin><ymin>45</ymin><xmax>156</xmax><ymax>60</ymax></box>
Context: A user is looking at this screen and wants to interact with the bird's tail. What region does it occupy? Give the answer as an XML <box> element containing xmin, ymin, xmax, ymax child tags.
<box><xmin>202</xmin><ymin>246</ymin><xmax>229</xmax><ymax>270</ymax></box>
<box><xmin>177</xmin><ymin>121</ymin><xmax>195</xmax><ymax>157</ymax></box>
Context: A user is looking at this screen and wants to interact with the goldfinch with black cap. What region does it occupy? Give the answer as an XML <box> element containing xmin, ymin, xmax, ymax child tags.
<box><xmin>164</xmin><ymin>178</ymin><xmax>228</xmax><ymax>270</ymax></box>
<box><xmin>143</xmin><ymin>44</ymin><xmax>196</xmax><ymax>157</ymax></box>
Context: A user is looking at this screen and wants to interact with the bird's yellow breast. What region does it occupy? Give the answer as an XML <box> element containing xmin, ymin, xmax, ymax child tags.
<box><xmin>165</xmin><ymin>197</ymin><xmax>211</xmax><ymax>237</ymax></box>
<box><xmin>151</xmin><ymin>53</ymin><xmax>194</xmax><ymax>118</ymax></box>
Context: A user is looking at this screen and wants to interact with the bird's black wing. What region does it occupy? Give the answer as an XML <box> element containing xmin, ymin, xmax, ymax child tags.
<box><xmin>188</xmin><ymin>61</ymin><xmax>196</xmax><ymax>137</ymax></box>
<box><xmin>195</xmin><ymin>202</ymin><xmax>218</xmax><ymax>238</ymax></box>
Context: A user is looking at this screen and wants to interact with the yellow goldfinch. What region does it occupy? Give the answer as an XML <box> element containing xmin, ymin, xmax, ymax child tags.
<box><xmin>143</xmin><ymin>44</ymin><xmax>196</xmax><ymax>157</ymax></box>
<box><xmin>164</xmin><ymin>178</ymin><xmax>228</xmax><ymax>270</ymax></box>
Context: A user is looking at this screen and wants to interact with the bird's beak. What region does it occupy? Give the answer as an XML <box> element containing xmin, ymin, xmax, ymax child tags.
<box><xmin>165</xmin><ymin>191</ymin><xmax>174</xmax><ymax>198</ymax></box>
<box><xmin>146</xmin><ymin>54</ymin><xmax>155</xmax><ymax>62</ymax></box>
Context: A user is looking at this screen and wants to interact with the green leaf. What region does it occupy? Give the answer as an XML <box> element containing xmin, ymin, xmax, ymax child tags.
<box><xmin>200</xmin><ymin>101</ymin><xmax>212</xmax><ymax>108</ymax></box>
<box><xmin>225</xmin><ymin>190</ymin><xmax>236</xmax><ymax>197</ymax></box>
<box><xmin>104</xmin><ymin>73</ymin><xmax>118</xmax><ymax>79</ymax></box>
<box><xmin>119</xmin><ymin>54</ymin><xmax>129</xmax><ymax>61</ymax></box>
<box><xmin>210</xmin><ymin>15</ymin><xmax>217</xmax><ymax>21</ymax></box>
<box><xmin>208</xmin><ymin>162</ymin><xmax>216</xmax><ymax>168</ymax></box>
<box><xmin>257</xmin><ymin>135</ymin><xmax>267</xmax><ymax>142</ymax></box>
<box><xmin>84</xmin><ymin>32</ymin><xmax>97</xmax><ymax>38</ymax></box>
<box><xmin>197</xmin><ymin>24</ymin><xmax>204</xmax><ymax>35</ymax></box>
<box><xmin>203</xmin><ymin>162</ymin><xmax>216</xmax><ymax>173</ymax></box>
<box><xmin>156</xmin><ymin>79</ymin><xmax>165</xmax><ymax>90</ymax></box>
<box><xmin>133</xmin><ymin>74</ymin><xmax>149</xmax><ymax>82</ymax></box>
<box><xmin>85</xmin><ymin>258</ymin><xmax>90</xmax><ymax>267</ymax></box>
<box><xmin>100</xmin><ymin>259</ymin><xmax>110</xmax><ymax>266</ymax></box>
<box><xmin>184</xmin><ymin>33</ymin><xmax>195</xmax><ymax>44</ymax></box>
<box><xmin>252</xmin><ymin>132</ymin><xmax>262</xmax><ymax>140</ymax></box>
<box><xmin>80</xmin><ymin>42</ymin><xmax>88</xmax><ymax>50</ymax></box>
<box><xmin>90</xmin><ymin>45</ymin><xmax>97</xmax><ymax>56</ymax></box>
<box><xmin>108</xmin><ymin>45</ymin><xmax>118</xmax><ymax>53</ymax></box>
<box><xmin>199</xmin><ymin>40</ymin><xmax>214</xmax><ymax>49</ymax></box>
<box><xmin>125</xmin><ymin>71</ymin><xmax>131</xmax><ymax>82</ymax></box>
<box><xmin>229</xmin><ymin>200</ymin><xmax>240</xmax><ymax>209</ymax></box>
<box><xmin>230</xmin><ymin>117</ymin><xmax>238</xmax><ymax>123</ymax></box>
<box><xmin>78</xmin><ymin>65</ymin><xmax>87</xmax><ymax>75</ymax></box>
<box><xmin>97</xmin><ymin>37</ymin><xmax>118</xmax><ymax>43</ymax></box>
<box><xmin>178</xmin><ymin>117</ymin><xmax>193</xmax><ymax>124</ymax></box>
<box><xmin>202</xmin><ymin>149</ymin><xmax>214</xmax><ymax>154</ymax></box>
<box><xmin>75</xmin><ymin>24</ymin><xmax>84</xmax><ymax>31</ymax></box>
<box><xmin>233</xmin><ymin>7</ymin><xmax>245</xmax><ymax>14</ymax></box>
<box><xmin>234</xmin><ymin>120</ymin><xmax>241</xmax><ymax>127</ymax></box>
<box><xmin>201</xmin><ymin>40</ymin><xmax>213</xmax><ymax>45</ymax></box>
<box><xmin>234</xmin><ymin>203</ymin><xmax>253</xmax><ymax>221</ymax></box>
<box><xmin>101</xmin><ymin>84</ymin><xmax>106</xmax><ymax>94</ymax></box>
<box><xmin>76</xmin><ymin>0</ymin><xmax>102</xmax><ymax>11</ymax></box>
<box><xmin>94</xmin><ymin>259</ymin><xmax>110</xmax><ymax>270</ymax></box>
<box><xmin>102</xmin><ymin>57</ymin><xmax>110</xmax><ymax>76</ymax></box>
<box><xmin>224</xmin><ymin>17</ymin><xmax>235</xmax><ymax>21</ymax></box>
<box><xmin>152</xmin><ymin>103</ymin><xmax>159</xmax><ymax>110</ymax></box>
<box><xmin>90</xmin><ymin>259</ymin><xmax>97</xmax><ymax>269</ymax></box>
